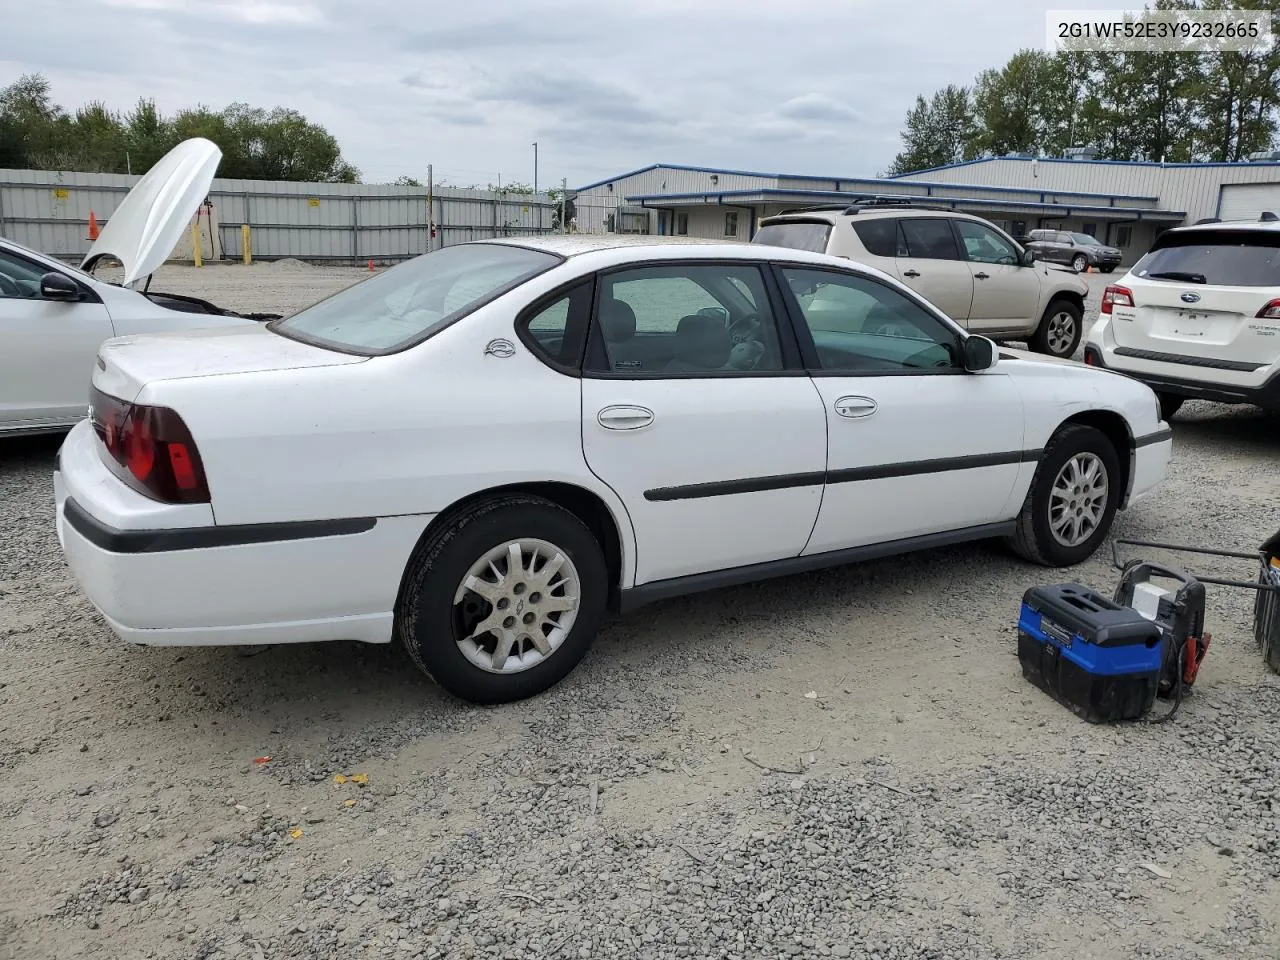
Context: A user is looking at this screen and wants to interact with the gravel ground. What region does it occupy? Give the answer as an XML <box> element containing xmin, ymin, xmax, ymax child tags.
<box><xmin>2</xmin><ymin>265</ymin><xmax>1279</xmax><ymax>959</ymax></box>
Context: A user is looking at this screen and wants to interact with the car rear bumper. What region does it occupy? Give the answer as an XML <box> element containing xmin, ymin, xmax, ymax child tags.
<box><xmin>1084</xmin><ymin>342</ymin><xmax>1280</xmax><ymax>408</ymax></box>
<box><xmin>54</xmin><ymin>420</ymin><xmax>433</xmax><ymax>647</ymax></box>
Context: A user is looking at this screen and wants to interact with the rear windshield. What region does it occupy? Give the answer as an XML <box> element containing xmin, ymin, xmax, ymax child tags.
<box><xmin>1133</xmin><ymin>230</ymin><xmax>1280</xmax><ymax>287</ymax></box>
<box><xmin>753</xmin><ymin>221</ymin><xmax>832</xmax><ymax>254</ymax></box>
<box><xmin>271</xmin><ymin>243</ymin><xmax>561</xmax><ymax>354</ymax></box>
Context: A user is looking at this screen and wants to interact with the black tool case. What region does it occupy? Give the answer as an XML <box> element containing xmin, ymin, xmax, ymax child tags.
<box><xmin>1018</xmin><ymin>583</ymin><xmax>1164</xmax><ymax>723</ymax></box>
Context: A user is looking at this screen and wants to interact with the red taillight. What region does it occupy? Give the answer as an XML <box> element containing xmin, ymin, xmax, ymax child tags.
<box><xmin>1101</xmin><ymin>285</ymin><xmax>1134</xmax><ymax>315</ymax></box>
<box><xmin>1084</xmin><ymin>353</ymin><xmax>1095</xmax><ymax>366</ymax></box>
<box><xmin>89</xmin><ymin>386</ymin><xmax>210</xmax><ymax>504</ymax></box>
<box><xmin>1255</xmin><ymin>298</ymin><xmax>1280</xmax><ymax>320</ymax></box>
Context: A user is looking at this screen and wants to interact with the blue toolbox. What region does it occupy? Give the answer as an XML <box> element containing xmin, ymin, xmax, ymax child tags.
<box><xmin>1017</xmin><ymin>583</ymin><xmax>1164</xmax><ymax>723</ymax></box>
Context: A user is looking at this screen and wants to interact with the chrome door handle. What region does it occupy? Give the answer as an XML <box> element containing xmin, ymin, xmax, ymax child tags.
<box><xmin>834</xmin><ymin>396</ymin><xmax>878</xmax><ymax>419</ymax></box>
<box><xmin>597</xmin><ymin>404</ymin><xmax>654</xmax><ymax>431</ymax></box>
<box><xmin>902</xmin><ymin>269</ymin><xmax>920</xmax><ymax>278</ymax></box>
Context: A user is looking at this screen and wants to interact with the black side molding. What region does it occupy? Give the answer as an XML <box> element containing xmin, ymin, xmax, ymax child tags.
<box><xmin>1134</xmin><ymin>427</ymin><xmax>1173</xmax><ymax>449</ymax></box>
<box><xmin>615</xmin><ymin>521</ymin><xmax>1016</xmax><ymax>613</ymax></box>
<box><xmin>62</xmin><ymin>497</ymin><xmax>376</xmax><ymax>554</ymax></box>
<box><xmin>644</xmin><ymin>450</ymin><xmax>1040</xmax><ymax>502</ymax></box>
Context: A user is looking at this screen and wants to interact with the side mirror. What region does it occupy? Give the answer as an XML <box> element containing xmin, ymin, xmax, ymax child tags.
<box><xmin>40</xmin><ymin>271</ymin><xmax>81</xmax><ymax>301</ymax></box>
<box><xmin>1021</xmin><ymin>248</ymin><xmax>1038</xmax><ymax>266</ymax></box>
<box><xmin>963</xmin><ymin>335</ymin><xmax>998</xmax><ymax>372</ymax></box>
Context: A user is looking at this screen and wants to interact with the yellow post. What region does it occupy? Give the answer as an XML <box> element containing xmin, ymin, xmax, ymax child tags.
<box><xmin>241</xmin><ymin>224</ymin><xmax>252</xmax><ymax>265</ymax></box>
<box><xmin>191</xmin><ymin>221</ymin><xmax>203</xmax><ymax>268</ymax></box>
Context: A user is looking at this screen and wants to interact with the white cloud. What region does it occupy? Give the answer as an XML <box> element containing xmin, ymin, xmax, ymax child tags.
<box><xmin>12</xmin><ymin>0</ymin><xmax>1125</xmax><ymax>186</ymax></box>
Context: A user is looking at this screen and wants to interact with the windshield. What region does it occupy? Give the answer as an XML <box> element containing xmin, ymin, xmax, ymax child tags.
<box><xmin>1133</xmin><ymin>230</ymin><xmax>1280</xmax><ymax>287</ymax></box>
<box><xmin>1071</xmin><ymin>233</ymin><xmax>1100</xmax><ymax>245</ymax></box>
<box><xmin>271</xmin><ymin>243</ymin><xmax>561</xmax><ymax>354</ymax></box>
<box><xmin>752</xmin><ymin>221</ymin><xmax>832</xmax><ymax>254</ymax></box>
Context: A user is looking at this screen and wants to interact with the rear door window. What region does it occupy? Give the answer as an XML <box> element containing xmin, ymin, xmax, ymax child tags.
<box><xmin>1133</xmin><ymin>230</ymin><xmax>1280</xmax><ymax>287</ymax></box>
<box><xmin>852</xmin><ymin>219</ymin><xmax>906</xmax><ymax>258</ymax></box>
<box><xmin>752</xmin><ymin>221</ymin><xmax>832</xmax><ymax>254</ymax></box>
<box><xmin>900</xmin><ymin>219</ymin><xmax>961</xmax><ymax>260</ymax></box>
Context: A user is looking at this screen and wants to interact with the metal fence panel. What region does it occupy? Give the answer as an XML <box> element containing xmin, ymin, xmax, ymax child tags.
<box><xmin>0</xmin><ymin>168</ymin><xmax>554</xmax><ymax>263</ymax></box>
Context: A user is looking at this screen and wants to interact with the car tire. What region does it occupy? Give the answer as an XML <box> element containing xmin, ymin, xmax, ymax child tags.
<box><xmin>397</xmin><ymin>494</ymin><xmax>608</xmax><ymax>704</ymax></box>
<box><xmin>1072</xmin><ymin>254</ymin><xmax>1088</xmax><ymax>272</ymax></box>
<box><xmin>1005</xmin><ymin>424</ymin><xmax>1122</xmax><ymax>568</ymax></box>
<box><xmin>1030</xmin><ymin>299</ymin><xmax>1084</xmax><ymax>359</ymax></box>
<box><xmin>1100</xmin><ymin>266</ymin><xmax>1116</xmax><ymax>274</ymax></box>
<box><xmin>1157</xmin><ymin>393</ymin><xmax>1185</xmax><ymax>420</ymax></box>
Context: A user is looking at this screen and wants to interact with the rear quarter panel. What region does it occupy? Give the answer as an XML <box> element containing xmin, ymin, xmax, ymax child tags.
<box><xmin>144</xmin><ymin>267</ymin><xmax>639</xmax><ymax>585</ymax></box>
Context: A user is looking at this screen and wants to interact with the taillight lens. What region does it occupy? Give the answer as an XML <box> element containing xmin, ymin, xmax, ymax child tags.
<box><xmin>1255</xmin><ymin>299</ymin><xmax>1280</xmax><ymax>320</ymax></box>
<box><xmin>89</xmin><ymin>386</ymin><xmax>210</xmax><ymax>504</ymax></box>
<box><xmin>1100</xmin><ymin>285</ymin><xmax>1134</xmax><ymax>315</ymax></box>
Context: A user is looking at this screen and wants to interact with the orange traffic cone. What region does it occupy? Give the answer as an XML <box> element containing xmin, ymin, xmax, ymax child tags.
<box><xmin>87</xmin><ymin>211</ymin><xmax>100</xmax><ymax>241</ymax></box>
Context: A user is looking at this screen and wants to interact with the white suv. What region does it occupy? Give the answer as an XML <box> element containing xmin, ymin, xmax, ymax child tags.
<box><xmin>1084</xmin><ymin>216</ymin><xmax>1280</xmax><ymax>418</ymax></box>
<box><xmin>754</xmin><ymin>201</ymin><xmax>1091</xmax><ymax>358</ymax></box>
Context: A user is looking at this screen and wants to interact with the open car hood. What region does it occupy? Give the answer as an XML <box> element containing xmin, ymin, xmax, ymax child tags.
<box><xmin>80</xmin><ymin>138</ymin><xmax>221</xmax><ymax>287</ymax></box>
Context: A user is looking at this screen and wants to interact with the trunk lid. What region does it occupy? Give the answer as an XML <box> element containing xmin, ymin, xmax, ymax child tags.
<box><xmin>81</xmin><ymin>138</ymin><xmax>221</xmax><ymax>287</ymax></box>
<box><xmin>93</xmin><ymin>325</ymin><xmax>365</xmax><ymax>403</ymax></box>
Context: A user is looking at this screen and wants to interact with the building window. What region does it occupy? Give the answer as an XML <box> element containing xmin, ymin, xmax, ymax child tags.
<box><xmin>606</xmin><ymin>213</ymin><xmax>616</xmax><ymax>233</ymax></box>
<box><xmin>1116</xmin><ymin>225</ymin><xmax>1132</xmax><ymax>247</ymax></box>
<box><xmin>724</xmin><ymin>211</ymin><xmax>738</xmax><ymax>237</ymax></box>
<box><xmin>676</xmin><ymin>212</ymin><xmax>688</xmax><ymax>236</ymax></box>
<box><xmin>1011</xmin><ymin>220</ymin><xmax>1027</xmax><ymax>241</ymax></box>
<box><xmin>1082</xmin><ymin>222</ymin><xmax>1099</xmax><ymax>239</ymax></box>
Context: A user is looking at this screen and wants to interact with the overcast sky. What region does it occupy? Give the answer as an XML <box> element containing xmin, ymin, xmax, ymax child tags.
<box><xmin>6</xmin><ymin>0</ymin><xmax>1121</xmax><ymax>189</ymax></box>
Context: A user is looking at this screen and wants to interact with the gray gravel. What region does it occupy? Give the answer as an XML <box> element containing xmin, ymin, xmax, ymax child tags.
<box><xmin>2</xmin><ymin>267</ymin><xmax>1279</xmax><ymax>959</ymax></box>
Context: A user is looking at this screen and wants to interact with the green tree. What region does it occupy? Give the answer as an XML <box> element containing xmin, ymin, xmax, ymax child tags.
<box><xmin>0</xmin><ymin>73</ymin><xmax>63</xmax><ymax>167</ymax></box>
<box><xmin>0</xmin><ymin>73</ymin><xmax>362</xmax><ymax>182</ymax></box>
<box><xmin>971</xmin><ymin>50</ymin><xmax>1058</xmax><ymax>156</ymax></box>
<box><xmin>1199</xmin><ymin>0</ymin><xmax>1280</xmax><ymax>160</ymax></box>
<box><xmin>886</xmin><ymin>85</ymin><xmax>976</xmax><ymax>175</ymax></box>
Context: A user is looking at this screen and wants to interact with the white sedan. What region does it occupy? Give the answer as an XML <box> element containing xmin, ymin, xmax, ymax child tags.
<box><xmin>54</xmin><ymin>236</ymin><xmax>1172</xmax><ymax>703</ymax></box>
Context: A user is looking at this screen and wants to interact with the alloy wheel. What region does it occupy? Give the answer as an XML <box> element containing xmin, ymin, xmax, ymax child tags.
<box><xmin>1048</xmin><ymin>453</ymin><xmax>1109</xmax><ymax>547</ymax></box>
<box><xmin>1047</xmin><ymin>310</ymin><xmax>1077</xmax><ymax>356</ymax></box>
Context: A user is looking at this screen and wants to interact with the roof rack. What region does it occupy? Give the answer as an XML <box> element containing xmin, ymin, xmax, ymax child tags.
<box><xmin>772</xmin><ymin>196</ymin><xmax>951</xmax><ymax>217</ymax></box>
<box><xmin>1194</xmin><ymin>217</ymin><xmax>1221</xmax><ymax>225</ymax></box>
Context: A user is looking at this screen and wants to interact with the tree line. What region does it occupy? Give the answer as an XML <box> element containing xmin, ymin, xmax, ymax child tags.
<box><xmin>887</xmin><ymin>0</ymin><xmax>1280</xmax><ymax>175</ymax></box>
<box><xmin>0</xmin><ymin>73</ymin><xmax>360</xmax><ymax>183</ymax></box>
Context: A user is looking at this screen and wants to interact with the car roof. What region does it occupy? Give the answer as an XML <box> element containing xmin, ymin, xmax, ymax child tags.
<box><xmin>486</xmin><ymin>233</ymin><xmax>847</xmax><ymax>267</ymax></box>
<box><xmin>761</xmin><ymin>207</ymin><xmax>991</xmax><ymax>225</ymax></box>
<box><xmin>1163</xmin><ymin>218</ymin><xmax>1280</xmax><ymax>236</ymax></box>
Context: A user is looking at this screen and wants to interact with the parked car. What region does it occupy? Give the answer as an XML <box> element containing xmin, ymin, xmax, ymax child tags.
<box><xmin>0</xmin><ymin>138</ymin><xmax>276</xmax><ymax>438</ymax></box>
<box><xmin>1023</xmin><ymin>229</ymin><xmax>1122</xmax><ymax>274</ymax></box>
<box><xmin>752</xmin><ymin>201</ymin><xmax>1091</xmax><ymax>359</ymax></box>
<box><xmin>54</xmin><ymin>236</ymin><xmax>1171</xmax><ymax>704</ymax></box>
<box><xmin>1084</xmin><ymin>216</ymin><xmax>1280</xmax><ymax>419</ymax></box>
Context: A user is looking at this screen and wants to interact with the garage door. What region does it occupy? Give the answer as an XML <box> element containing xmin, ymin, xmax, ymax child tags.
<box><xmin>1218</xmin><ymin>182</ymin><xmax>1280</xmax><ymax>221</ymax></box>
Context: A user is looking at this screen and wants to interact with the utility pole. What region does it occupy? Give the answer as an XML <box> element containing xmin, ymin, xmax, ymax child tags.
<box><xmin>532</xmin><ymin>142</ymin><xmax>538</xmax><ymax>196</ymax></box>
<box><xmin>426</xmin><ymin>163</ymin><xmax>433</xmax><ymax>252</ymax></box>
<box><xmin>560</xmin><ymin>177</ymin><xmax>567</xmax><ymax>234</ymax></box>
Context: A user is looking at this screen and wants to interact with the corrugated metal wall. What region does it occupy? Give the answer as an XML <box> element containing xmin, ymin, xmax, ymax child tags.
<box><xmin>0</xmin><ymin>169</ymin><xmax>554</xmax><ymax>262</ymax></box>
<box><xmin>574</xmin><ymin>166</ymin><xmax>779</xmax><ymax>234</ymax></box>
<box><xmin>902</xmin><ymin>158</ymin><xmax>1280</xmax><ymax>223</ymax></box>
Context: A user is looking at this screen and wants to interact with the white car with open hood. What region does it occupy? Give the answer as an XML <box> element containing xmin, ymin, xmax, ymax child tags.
<box><xmin>0</xmin><ymin>138</ymin><xmax>271</xmax><ymax>438</ymax></box>
<box><xmin>54</xmin><ymin>235</ymin><xmax>1172</xmax><ymax>704</ymax></box>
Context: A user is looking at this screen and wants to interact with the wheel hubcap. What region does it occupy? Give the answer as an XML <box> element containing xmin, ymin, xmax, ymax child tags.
<box><xmin>452</xmin><ymin>538</ymin><xmax>580</xmax><ymax>674</ymax></box>
<box><xmin>1047</xmin><ymin>311</ymin><xmax>1076</xmax><ymax>355</ymax></box>
<box><xmin>1049</xmin><ymin>453</ymin><xmax>1109</xmax><ymax>547</ymax></box>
